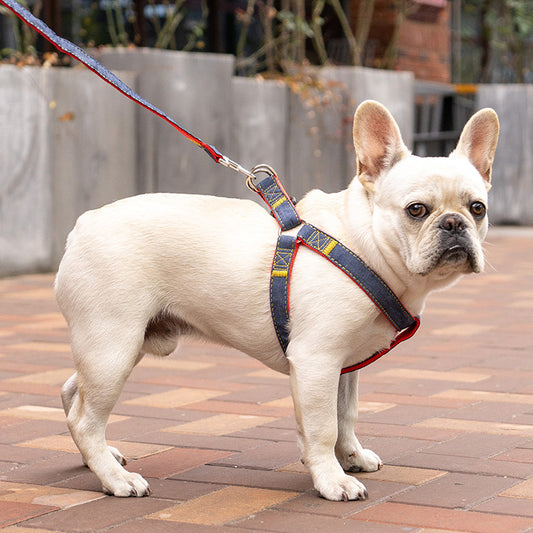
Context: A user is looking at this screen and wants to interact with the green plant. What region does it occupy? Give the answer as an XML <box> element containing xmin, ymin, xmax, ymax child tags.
<box><xmin>149</xmin><ymin>0</ymin><xmax>207</xmax><ymax>50</ymax></box>
<box><xmin>235</xmin><ymin>0</ymin><xmax>376</xmax><ymax>76</ymax></box>
<box><xmin>104</xmin><ymin>0</ymin><xmax>129</xmax><ymax>46</ymax></box>
<box><xmin>462</xmin><ymin>0</ymin><xmax>533</xmax><ymax>83</ymax></box>
<box><xmin>0</xmin><ymin>0</ymin><xmax>39</xmax><ymax>63</ymax></box>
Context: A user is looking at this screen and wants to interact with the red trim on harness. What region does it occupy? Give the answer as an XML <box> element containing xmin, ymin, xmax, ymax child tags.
<box><xmin>286</xmin><ymin>240</ymin><xmax>301</xmax><ymax>316</ymax></box>
<box><xmin>340</xmin><ymin>316</ymin><xmax>420</xmax><ymax>374</ymax></box>
<box><xmin>294</xmin><ymin>234</ymin><xmax>420</xmax><ymax>373</ymax></box>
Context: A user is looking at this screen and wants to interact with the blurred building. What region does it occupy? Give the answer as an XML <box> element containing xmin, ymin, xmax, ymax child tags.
<box><xmin>350</xmin><ymin>0</ymin><xmax>452</xmax><ymax>82</ymax></box>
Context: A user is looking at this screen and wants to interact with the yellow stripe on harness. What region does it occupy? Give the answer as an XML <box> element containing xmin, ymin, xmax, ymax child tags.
<box><xmin>271</xmin><ymin>197</ymin><xmax>286</xmax><ymax>210</ymax></box>
<box><xmin>323</xmin><ymin>239</ymin><xmax>337</xmax><ymax>256</ymax></box>
<box><xmin>272</xmin><ymin>269</ymin><xmax>289</xmax><ymax>277</ymax></box>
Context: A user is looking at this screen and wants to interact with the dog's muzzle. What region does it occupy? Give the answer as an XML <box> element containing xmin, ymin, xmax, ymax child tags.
<box><xmin>436</xmin><ymin>213</ymin><xmax>479</xmax><ymax>272</ymax></box>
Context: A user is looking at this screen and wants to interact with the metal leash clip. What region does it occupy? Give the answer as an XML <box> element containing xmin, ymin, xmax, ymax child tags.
<box><xmin>247</xmin><ymin>164</ymin><xmax>278</xmax><ymax>192</ymax></box>
<box><xmin>219</xmin><ymin>156</ymin><xmax>257</xmax><ymax>183</ymax></box>
<box><xmin>218</xmin><ymin>157</ymin><xmax>278</xmax><ymax>193</ymax></box>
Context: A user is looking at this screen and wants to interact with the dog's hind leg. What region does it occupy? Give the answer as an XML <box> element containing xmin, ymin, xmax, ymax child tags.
<box><xmin>64</xmin><ymin>333</ymin><xmax>150</xmax><ymax>497</ymax></box>
<box><xmin>61</xmin><ymin>372</ymin><xmax>128</xmax><ymax>467</ymax></box>
<box><xmin>335</xmin><ymin>371</ymin><xmax>382</xmax><ymax>473</ymax></box>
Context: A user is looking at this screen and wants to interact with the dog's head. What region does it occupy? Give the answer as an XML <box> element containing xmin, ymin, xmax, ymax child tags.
<box><xmin>352</xmin><ymin>100</ymin><xmax>499</xmax><ymax>283</ymax></box>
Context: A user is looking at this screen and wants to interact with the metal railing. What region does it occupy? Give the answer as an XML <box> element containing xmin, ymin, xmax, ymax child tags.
<box><xmin>413</xmin><ymin>81</ymin><xmax>476</xmax><ymax>157</ymax></box>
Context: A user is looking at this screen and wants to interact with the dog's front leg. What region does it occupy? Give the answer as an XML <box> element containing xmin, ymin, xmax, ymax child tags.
<box><xmin>336</xmin><ymin>371</ymin><xmax>382</xmax><ymax>473</ymax></box>
<box><xmin>289</xmin><ymin>359</ymin><xmax>368</xmax><ymax>501</ymax></box>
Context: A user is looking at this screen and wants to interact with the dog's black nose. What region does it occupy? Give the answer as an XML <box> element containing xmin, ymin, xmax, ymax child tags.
<box><xmin>439</xmin><ymin>214</ymin><xmax>465</xmax><ymax>234</ymax></box>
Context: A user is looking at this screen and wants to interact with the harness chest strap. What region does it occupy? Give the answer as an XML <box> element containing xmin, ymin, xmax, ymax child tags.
<box><xmin>255</xmin><ymin>172</ymin><xmax>420</xmax><ymax>374</ymax></box>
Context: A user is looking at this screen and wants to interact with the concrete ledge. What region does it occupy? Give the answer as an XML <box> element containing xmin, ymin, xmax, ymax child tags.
<box><xmin>90</xmin><ymin>48</ymin><xmax>237</xmax><ymax>196</ymax></box>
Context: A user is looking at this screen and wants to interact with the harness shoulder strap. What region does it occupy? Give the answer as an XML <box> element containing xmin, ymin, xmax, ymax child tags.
<box><xmin>254</xmin><ymin>173</ymin><xmax>302</xmax><ymax>231</ymax></box>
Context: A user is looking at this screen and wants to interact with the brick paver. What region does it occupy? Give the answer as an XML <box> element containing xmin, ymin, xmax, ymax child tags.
<box><xmin>0</xmin><ymin>227</ymin><xmax>533</xmax><ymax>531</ymax></box>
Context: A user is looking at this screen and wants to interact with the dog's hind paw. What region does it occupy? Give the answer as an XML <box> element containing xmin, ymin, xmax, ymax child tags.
<box><xmin>102</xmin><ymin>472</ymin><xmax>151</xmax><ymax>497</ymax></box>
<box><xmin>340</xmin><ymin>448</ymin><xmax>382</xmax><ymax>473</ymax></box>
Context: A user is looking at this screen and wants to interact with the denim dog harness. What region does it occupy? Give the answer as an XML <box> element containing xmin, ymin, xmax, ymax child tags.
<box><xmin>252</xmin><ymin>167</ymin><xmax>420</xmax><ymax>375</ymax></box>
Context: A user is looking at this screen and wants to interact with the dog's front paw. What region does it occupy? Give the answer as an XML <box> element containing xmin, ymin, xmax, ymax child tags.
<box><xmin>316</xmin><ymin>471</ymin><xmax>369</xmax><ymax>501</ymax></box>
<box><xmin>102</xmin><ymin>471</ymin><xmax>151</xmax><ymax>497</ymax></box>
<box><xmin>340</xmin><ymin>448</ymin><xmax>382</xmax><ymax>473</ymax></box>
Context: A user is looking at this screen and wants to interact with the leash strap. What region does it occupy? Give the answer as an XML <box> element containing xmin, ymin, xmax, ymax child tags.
<box><xmin>0</xmin><ymin>0</ymin><xmax>254</xmax><ymax>177</ymax></box>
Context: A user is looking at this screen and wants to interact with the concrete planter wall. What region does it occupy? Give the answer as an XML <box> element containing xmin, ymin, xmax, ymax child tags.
<box><xmin>1</xmin><ymin>66</ymin><xmax>51</xmax><ymax>276</ymax></box>
<box><xmin>290</xmin><ymin>66</ymin><xmax>414</xmax><ymax>199</ymax></box>
<box><xmin>1</xmin><ymin>49</ymin><xmax>414</xmax><ymax>276</ymax></box>
<box><xmin>0</xmin><ymin>65</ymin><xmax>136</xmax><ymax>276</ymax></box>
<box><xmin>88</xmin><ymin>48</ymin><xmax>237</xmax><ymax>197</ymax></box>
<box><xmin>89</xmin><ymin>48</ymin><xmax>415</xmax><ymax>202</ymax></box>
<box><xmin>476</xmin><ymin>85</ymin><xmax>533</xmax><ymax>225</ymax></box>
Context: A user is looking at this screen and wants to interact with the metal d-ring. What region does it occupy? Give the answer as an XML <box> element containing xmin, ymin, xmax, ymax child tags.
<box><xmin>246</xmin><ymin>164</ymin><xmax>278</xmax><ymax>192</ymax></box>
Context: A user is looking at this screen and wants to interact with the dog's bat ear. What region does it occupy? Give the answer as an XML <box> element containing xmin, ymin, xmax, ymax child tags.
<box><xmin>353</xmin><ymin>100</ymin><xmax>410</xmax><ymax>193</ymax></box>
<box><xmin>451</xmin><ymin>108</ymin><xmax>499</xmax><ymax>188</ymax></box>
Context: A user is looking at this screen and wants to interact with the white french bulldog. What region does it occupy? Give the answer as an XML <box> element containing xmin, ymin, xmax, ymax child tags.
<box><xmin>55</xmin><ymin>100</ymin><xmax>499</xmax><ymax>501</ymax></box>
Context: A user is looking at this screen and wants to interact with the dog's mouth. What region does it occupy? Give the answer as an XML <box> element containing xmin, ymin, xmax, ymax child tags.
<box><xmin>414</xmin><ymin>233</ymin><xmax>482</xmax><ymax>277</ymax></box>
<box><xmin>439</xmin><ymin>244</ymin><xmax>470</xmax><ymax>264</ymax></box>
<box><xmin>436</xmin><ymin>239</ymin><xmax>479</xmax><ymax>273</ymax></box>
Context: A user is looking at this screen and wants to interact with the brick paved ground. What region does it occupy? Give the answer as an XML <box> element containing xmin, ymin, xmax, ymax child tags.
<box><xmin>0</xmin><ymin>227</ymin><xmax>532</xmax><ymax>532</ymax></box>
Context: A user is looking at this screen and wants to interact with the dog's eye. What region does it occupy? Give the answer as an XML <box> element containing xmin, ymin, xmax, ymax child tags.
<box><xmin>406</xmin><ymin>203</ymin><xmax>428</xmax><ymax>219</ymax></box>
<box><xmin>470</xmin><ymin>201</ymin><xmax>486</xmax><ymax>219</ymax></box>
